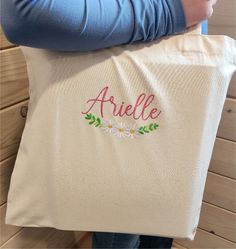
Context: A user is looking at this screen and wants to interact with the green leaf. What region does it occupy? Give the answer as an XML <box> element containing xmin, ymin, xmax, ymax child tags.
<box><xmin>85</xmin><ymin>113</ymin><xmax>92</xmax><ymax>119</ymax></box>
<box><xmin>149</xmin><ymin>123</ymin><xmax>154</xmax><ymax>131</ymax></box>
<box><xmin>154</xmin><ymin>123</ymin><xmax>159</xmax><ymax>129</ymax></box>
<box><xmin>138</xmin><ymin>127</ymin><xmax>144</xmax><ymax>135</ymax></box>
<box><xmin>89</xmin><ymin>115</ymin><xmax>96</xmax><ymax>125</ymax></box>
<box><xmin>143</xmin><ymin>126</ymin><xmax>149</xmax><ymax>133</ymax></box>
<box><xmin>95</xmin><ymin>117</ymin><xmax>101</xmax><ymax>127</ymax></box>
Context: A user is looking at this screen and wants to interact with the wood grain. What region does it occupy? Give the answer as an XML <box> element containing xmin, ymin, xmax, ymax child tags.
<box><xmin>0</xmin><ymin>47</ymin><xmax>29</xmax><ymax>109</ymax></box>
<box><xmin>1</xmin><ymin>223</ymin><xmax>85</xmax><ymax>248</ymax></box>
<box><xmin>0</xmin><ymin>204</ymin><xmax>22</xmax><ymax>246</ymax></box>
<box><xmin>199</xmin><ymin>202</ymin><xmax>236</xmax><ymax>242</ymax></box>
<box><xmin>209</xmin><ymin>138</ymin><xmax>236</xmax><ymax>179</ymax></box>
<box><xmin>0</xmin><ymin>100</ymin><xmax>28</xmax><ymax>161</ymax></box>
<box><xmin>175</xmin><ymin>227</ymin><xmax>236</xmax><ymax>248</ymax></box>
<box><xmin>227</xmin><ymin>72</ymin><xmax>236</xmax><ymax>98</ymax></box>
<box><xmin>203</xmin><ymin>172</ymin><xmax>236</xmax><ymax>212</ymax></box>
<box><xmin>217</xmin><ymin>98</ymin><xmax>236</xmax><ymax>141</ymax></box>
<box><xmin>172</xmin><ymin>242</ymin><xmax>187</xmax><ymax>249</ymax></box>
<box><xmin>0</xmin><ymin>28</ymin><xmax>14</xmax><ymax>50</ymax></box>
<box><xmin>76</xmin><ymin>232</ymin><xmax>93</xmax><ymax>248</ymax></box>
<box><xmin>0</xmin><ymin>154</ymin><xmax>16</xmax><ymax>205</ymax></box>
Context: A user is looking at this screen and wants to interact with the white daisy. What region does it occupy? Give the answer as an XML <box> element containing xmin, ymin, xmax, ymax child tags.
<box><xmin>100</xmin><ymin>119</ymin><xmax>116</xmax><ymax>134</ymax></box>
<box><xmin>125</xmin><ymin>124</ymin><xmax>140</xmax><ymax>139</ymax></box>
<box><xmin>113</xmin><ymin>122</ymin><xmax>129</xmax><ymax>138</ymax></box>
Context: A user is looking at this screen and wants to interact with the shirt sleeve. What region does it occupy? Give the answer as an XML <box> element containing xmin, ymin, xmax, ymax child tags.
<box><xmin>0</xmin><ymin>0</ymin><xmax>186</xmax><ymax>52</ymax></box>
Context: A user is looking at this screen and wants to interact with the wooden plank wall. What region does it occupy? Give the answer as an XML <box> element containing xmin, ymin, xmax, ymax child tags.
<box><xmin>0</xmin><ymin>1</ymin><xmax>235</xmax><ymax>249</ymax></box>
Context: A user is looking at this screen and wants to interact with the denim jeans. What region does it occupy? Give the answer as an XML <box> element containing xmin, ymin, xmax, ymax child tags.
<box><xmin>92</xmin><ymin>231</ymin><xmax>173</xmax><ymax>249</ymax></box>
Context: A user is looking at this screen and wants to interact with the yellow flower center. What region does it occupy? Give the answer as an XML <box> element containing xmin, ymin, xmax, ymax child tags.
<box><xmin>130</xmin><ymin>129</ymin><xmax>135</xmax><ymax>134</ymax></box>
<box><xmin>119</xmin><ymin>128</ymin><xmax>125</xmax><ymax>132</ymax></box>
<box><xmin>108</xmin><ymin>124</ymin><xmax>113</xmax><ymax>129</ymax></box>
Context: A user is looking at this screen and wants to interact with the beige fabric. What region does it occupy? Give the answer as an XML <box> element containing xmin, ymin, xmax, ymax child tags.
<box><xmin>5</xmin><ymin>32</ymin><xmax>236</xmax><ymax>240</ymax></box>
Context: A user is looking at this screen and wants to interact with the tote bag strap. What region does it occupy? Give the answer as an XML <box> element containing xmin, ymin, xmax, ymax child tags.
<box><xmin>185</xmin><ymin>23</ymin><xmax>202</xmax><ymax>35</ymax></box>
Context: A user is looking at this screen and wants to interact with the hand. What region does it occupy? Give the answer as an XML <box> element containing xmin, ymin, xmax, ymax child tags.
<box><xmin>181</xmin><ymin>0</ymin><xmax>218</xmax><ymax>27</ymax></box>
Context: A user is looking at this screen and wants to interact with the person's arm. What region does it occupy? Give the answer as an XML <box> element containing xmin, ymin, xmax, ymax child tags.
<box><xmin>0</xmin><ymin>0</ymin><xmax>186</xmax><ymax>52</ymax></box>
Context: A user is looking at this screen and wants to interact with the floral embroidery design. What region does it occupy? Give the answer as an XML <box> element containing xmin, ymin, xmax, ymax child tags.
<box><xmin>83</xmin><ymin>113</ymin><xmax>159</xmax><ymax>139</ymax></box>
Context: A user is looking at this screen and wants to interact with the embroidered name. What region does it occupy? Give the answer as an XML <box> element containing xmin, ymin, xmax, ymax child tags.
<box><xmin>81</xmin><ymin>86</ymin><xmax>161</xmax><ymax>121</ymax></box>
<box><xmin>81</xmin><ymin>86</ymin><xmax>162</xmax><ymax>139</ymax></box>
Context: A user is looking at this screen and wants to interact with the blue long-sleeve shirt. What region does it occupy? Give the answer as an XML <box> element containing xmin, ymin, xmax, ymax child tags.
<box><xmin>0</xmin><ymin>0</ymin><xmax>186</xmax><ymax>52</ymax></box>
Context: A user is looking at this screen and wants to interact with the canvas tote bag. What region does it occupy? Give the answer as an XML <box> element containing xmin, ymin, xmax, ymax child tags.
<box><xmin>5</xmin><ymin>26</ymin><xmax>236</xmax><ymax>240</ymax></box>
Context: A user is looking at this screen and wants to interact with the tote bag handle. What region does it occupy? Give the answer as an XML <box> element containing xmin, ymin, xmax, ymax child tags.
<box><xmin>185</xmin><ymin>23</ymin><xmax>202</xmax><ymax>35</ymax></box>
